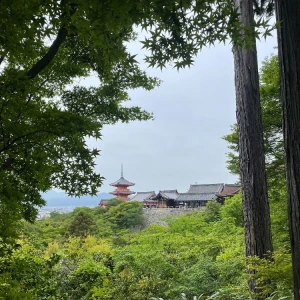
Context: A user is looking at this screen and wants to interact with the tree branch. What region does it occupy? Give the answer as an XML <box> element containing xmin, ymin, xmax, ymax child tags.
<box><xmin>26</xmin><ymin>2</ymin><xmax>77</xmax><ymax>79</ymax></box>
<box><xmin>7</xmin><ymin>140</ymin><xmax>56</xmax><ymax>156</ymax></box>
<box><xmin>0</xmin><ymin>129</ymin><xmax>60</xmax><ymax>154</ymax></box>
<box><xmin>26</xmin><ymin>27</ymin><xmax>68</xmax><ymax>79</ymax></box>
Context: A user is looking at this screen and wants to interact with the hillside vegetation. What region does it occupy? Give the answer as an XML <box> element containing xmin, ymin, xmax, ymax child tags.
<box><xmin>0</xmin><ymin>194</ymin><xmax>292</xmax><ymax>299</ymax></box>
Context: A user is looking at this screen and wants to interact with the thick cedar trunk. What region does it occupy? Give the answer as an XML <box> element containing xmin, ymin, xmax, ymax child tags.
<box><xmin>233</xmin><ymin>0</ymin><xmax>273</xmax><ymax>292</ymax></box>
<box><xmin>275</xmin><ymin>1</ymin><xmax>300</xmax><ymax>298</ymax></box>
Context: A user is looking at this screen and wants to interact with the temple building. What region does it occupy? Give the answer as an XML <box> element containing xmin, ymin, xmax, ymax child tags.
<box><xmin>130</xmin><ymin>189</ymin><xmax>179</xmax><ymax>208</ymax></box>
<box><xmin>131</xmin><ymin>191</ymin><xmax>157</xmax><ymax>207</ymax></box>
<box><xmin>175</xmin><ymin>183</ymin><xmax>237</xmax><ymax>207</ymax></box>
<box><xmin>175</xmin><ymin>183</ymin><xmax>223</xmax><ymax>207</ymax></box>
<box><xmin>216</xmin><ymin>184</ymin><xmax>241</xmax><ymax>204</ymax></box>
<box><xmin>109</xmin><ymin>165</ymin><xmax>135</xmax><ymax>201</ymax></box>
<box><xmin>152</xmin><ymin>190</ymin><xmax>179</xmax><ymax>208</ymax></box>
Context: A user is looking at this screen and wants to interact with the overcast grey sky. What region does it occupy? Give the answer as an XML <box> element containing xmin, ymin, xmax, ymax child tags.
<box><xmin>87</xmin><ymin>34</ymin><xmax>277</xmax><ymax>194</ymax></box>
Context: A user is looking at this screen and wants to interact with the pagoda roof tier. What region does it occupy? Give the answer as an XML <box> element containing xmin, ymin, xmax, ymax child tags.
<box><xmin>110</xmin><ymin>190</ymin><xmax>135</xmax><ymax>195</ymax></box>
<box><xmin>110</xmin><ymin>176</ymin><xmax>135</xmax><ymax>187</ymax></box>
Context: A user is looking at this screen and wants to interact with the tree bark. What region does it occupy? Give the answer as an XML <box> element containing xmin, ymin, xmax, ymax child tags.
<box><xmin>233</xmin><ymin>0</ymin><xmax>273</xmax><ymax>292</ymax></box>
<box><xmin>275</xmin><ymin>1</ymin><xmax>300</xmax><ymax>298</ymax></box>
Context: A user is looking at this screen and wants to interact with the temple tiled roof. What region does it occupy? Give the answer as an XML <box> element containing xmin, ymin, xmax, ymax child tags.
<box><xmin>176</xmin><ymin>183</ymin><xmax>241</xmax><ymax>202</ymax></box>
<box><xmin>131</xmin><ymin>191</ymin><xmax>156</xmax><ymax>202</ymax></box>
<box><xmin>187</xmin><ymin>183</ymin><xmax>224</xmax><ymax>194</ymax></box>
<box><xmin>153</xmin><ymin>190</ymin><xmax>179</xmax><ymax>200</ymax></box>
<box><xmin>176</xmin><ymin>193</ymin><xmax>218</xmax><ymax>201</ymax></box>
<box><xmin>217</xmin><ymin>184</ymin><xmax>241</xmax><ymax>197</ymax></box>
<box><xmin>110</xmin><ymin>176</ymin><xmax>135</xmax><ymax>186</ymax></box>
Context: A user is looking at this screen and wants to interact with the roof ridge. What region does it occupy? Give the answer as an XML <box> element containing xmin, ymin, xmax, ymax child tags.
<box><xmin>110</xmin><ymin>176</ymin><xmax>135</xmax><ymax>186</ymax></box>
<box><xmin>190</xmin><ymin>183</ymin><xmax>223</xmax><ymax>186</ymax></box>
<box><xmin>179</xmin><ymin>192</ymin><xmax>217</xmax><ymax>194</ymax></box>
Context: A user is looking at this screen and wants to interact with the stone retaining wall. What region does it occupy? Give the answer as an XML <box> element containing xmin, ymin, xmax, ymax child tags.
<box><xmin>142</xmin><ymin>207</ymin><xmax>205</xmax><ymax>227</ymax></box>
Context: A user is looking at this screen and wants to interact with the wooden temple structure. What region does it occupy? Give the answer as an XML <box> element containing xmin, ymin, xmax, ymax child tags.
<box><xmin>131</xmin><ymin>191</ymin><xmax>157</xmax><ymax>207</ymax></box>
<box><xmin>152</xmin><ymin>190</ymin><xmax>179</xmax><ymax>208</ymax></box>
<box><xmin>216</xmin><ymin>184</ymin><xmax>241</xmax><ymax>204</ymax></box>
<box><xmin>131</xmin><ymin>190</ymin><xmax>179</xmax><ymax>208</ymax></box>
<box><xmin>175</xmin><ymin>183</ymin><xmax>241</xmax><ymax>207</ymax></box>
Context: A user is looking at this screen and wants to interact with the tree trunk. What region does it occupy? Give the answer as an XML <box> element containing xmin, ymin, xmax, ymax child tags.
<box><xmin>275</xmin><ymin>1</ymin><xmax>300</xmax><ymax>298</ymax></box>
<box><xmin>233</xmin><ymin>0</ymin><xmax>273</xmax><ymax>292</ymax></box>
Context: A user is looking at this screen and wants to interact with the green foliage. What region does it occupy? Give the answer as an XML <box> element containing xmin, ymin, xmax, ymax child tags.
<box><xmin>222</xmin><ymin>124</ymin><xmax>240</xmax><ymax>176</ymax></box>
<box><xmin>0</xmin><ymin>202</ymin><xmax>23</xmax><ymax>245</ymax></box>
<box><xmin>247</xmin><ymin>251</ymin><xmax>293</xmax><ymax>298</ymax></box>
<box><xmin>3</xmin><ymin>200</ymin><xmax>146</xmax><ymax>299</ymax></box>
<box><xmin>0</xmin><ymin>0</ymin><xmax>162</xmax><ymax>229</ymax></box>
<box><xmin>2</xmin><ymin>195</ymin><xmax>293</xmax><ymax>299</ymax></box>
<box><xmin>103</xmin><ymin>198</ymin><xmax>125</xmax><ymax>210</ymax></box>
<box><xmin>203</xmin><ymin>201</ymin><xmax>222</xmax><ymax>223</ymax></box>
<box><xmin>172</xmin><ymin>256</ymin><xmax>219</xmax><ymax>297</ymax></box>
<box><xmin>220</xmin><ymin>194</ymin><xmax>243</xmax><ymax>227</ymax></box>
<box><xmin>0</xmin><ymin>241</ymin><xmax>61</xmax><ymax>299</ymax></box>
<box><xmin>153</xmin><ymin>290</ymin><xmax>293</xmax><ymax>300</ymax></box>
<box><xmin>68</xmin><ymin>211</ymin><xmax>97</xmax><ymax>237</ymax></box>
<box><xmin>105</xmin><ymin>201</ymin><xmax>144</xmax><ymax>230</ymax></box>
<box><xmin>108</xmin><ymin>207</ymin><xmax>246</xmax><ymax>299</ymax></box>
<box><xmin>24</xmin><ymin>200</ymin><xmax>145</xmax><ymax>244</ymax></box>
<box><xmin>58</xmin><ymin>255</ymin><xmax>110</xmax><ymax>299</ymax></box>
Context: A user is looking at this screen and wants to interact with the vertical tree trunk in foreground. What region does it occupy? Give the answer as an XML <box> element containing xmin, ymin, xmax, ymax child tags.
<box><xmin>275</xmin><ymin>1</ymin><xmax>300</xmax><ymax>298</ymax></box>
<box><xmin>233</xmin><ymin>0</ymin><xmax>273</xmax><ymax>292</ymax></box>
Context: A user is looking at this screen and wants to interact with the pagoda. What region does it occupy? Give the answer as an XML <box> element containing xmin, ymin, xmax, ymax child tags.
<box><xmin>109</xmin><ymin>165</ymin><xmax>135</xmax><ymax>201</ymax></box>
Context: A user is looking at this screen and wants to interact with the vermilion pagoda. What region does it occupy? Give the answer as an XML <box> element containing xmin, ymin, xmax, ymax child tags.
<box><xmin>109</xmin><ymin>165</ymin><xmax>135</xmax><ymax>201</ymax></box>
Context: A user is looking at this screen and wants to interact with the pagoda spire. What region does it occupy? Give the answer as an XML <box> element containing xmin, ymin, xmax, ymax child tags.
<box><xmin>121</xmin><ymin>163</ymin><xmax>123</xmax><ymax>177</ymax></box>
